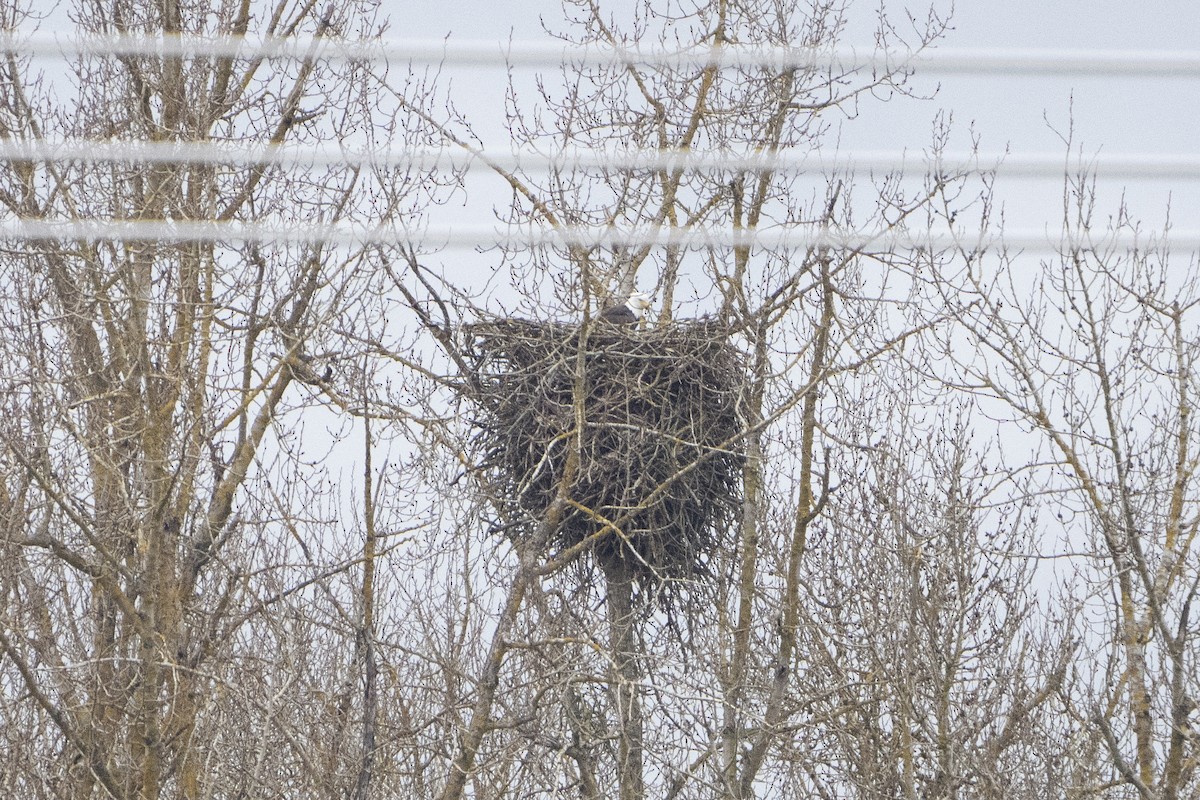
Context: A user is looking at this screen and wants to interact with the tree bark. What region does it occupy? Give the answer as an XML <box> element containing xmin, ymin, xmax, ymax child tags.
<box><xmin>602</xmin><ymin>556</ymin><xmax>645</xmax><ymax>800</ymax></box>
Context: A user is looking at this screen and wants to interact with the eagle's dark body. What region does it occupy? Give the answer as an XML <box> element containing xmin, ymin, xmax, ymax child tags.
<box><xmin>599</xmin><ymin>303</ymin><xmax>638</xmax><ymax>324</ymax></box>
<box><xmin>598</xmin><ymin>292</ymin><xmax>652</xmax><ymax>325</ymax></box>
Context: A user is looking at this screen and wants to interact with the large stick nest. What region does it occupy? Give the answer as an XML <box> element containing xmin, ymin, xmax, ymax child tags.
<box><xmin>465</xmin><ymin>317</ymin><xmax>746</xmax><ymax>590</ymax></box>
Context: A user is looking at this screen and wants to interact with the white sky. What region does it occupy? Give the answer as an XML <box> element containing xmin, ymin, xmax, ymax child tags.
<box><xmin>397</xmin><ymin>0</ymin><xmax>1200</xmax><ymax>248</ymax></box>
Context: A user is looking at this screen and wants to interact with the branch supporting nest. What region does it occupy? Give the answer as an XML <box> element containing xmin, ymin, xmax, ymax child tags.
<box><xmin>465</xmin><ymin>318</ymin><xmax>746</xmax><ymax>598</ymax></box>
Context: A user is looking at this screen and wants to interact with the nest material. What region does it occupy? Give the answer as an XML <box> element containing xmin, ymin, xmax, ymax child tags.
<box><xmin>466</xmin><ymin>317</ymin><xmax>746</xmax><ymax>589</ymax></box>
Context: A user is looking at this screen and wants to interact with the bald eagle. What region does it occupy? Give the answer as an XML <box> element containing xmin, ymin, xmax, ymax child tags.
<box><xmin>598</xmin><ymin>292</ymin><xmax>652</xmax><ymax>325</ymax></box>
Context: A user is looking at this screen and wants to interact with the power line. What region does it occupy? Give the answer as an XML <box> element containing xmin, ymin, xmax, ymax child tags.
<box><xmin>0</xmin><ymin>218</ymin><xmax>1188</xmax><ymax>254</ymax></box>
<box><xmin>3</xmin><ymin>32</ymin><xmax>1200</xmax><ymax>76</ymax></box>
<box><xmin>2</xmin><ymin>140</ymin><xmax>1197</xmax><ymax>181</ymax></box>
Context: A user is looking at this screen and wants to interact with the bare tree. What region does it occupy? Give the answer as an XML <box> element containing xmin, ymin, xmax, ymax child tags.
<box><xmin>936</xmin><ymin>156</ymin><xmax>1200</xmax><ymax>798</ymax></box>
<box><xmin>384</xmin><ymin>2</ymin><xmax>1048</xmax><ymax>799</ymax></box>
<box><xmin>7</xmin><ymin>2</ymin><xmax>1183</xmax><ymax>800</ymax></box>
<box><xmin>0</xmin><ymin>0</ymin><xmax>455</xmax><ymax>797</ymax></box>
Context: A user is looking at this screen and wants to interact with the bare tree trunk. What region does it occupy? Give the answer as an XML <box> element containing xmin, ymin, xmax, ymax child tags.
<box><xmin>352</xmin><ymin>632</ymin><xmax>378</xmax><ymax>800</ymax></box>
<box><xmin>602</xmin><ymin>557</ymin><xmax>645</xmax><ymax>800</ymax></box>
<box><xmin>353</xmin><ymin>403</ymin><xmax>379</xmax><ymax>800</ymax></box>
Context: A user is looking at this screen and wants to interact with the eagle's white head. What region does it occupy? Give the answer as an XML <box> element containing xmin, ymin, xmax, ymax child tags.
<box><xmin>627</xmin><ymin>292</ymin><xmax>653</xmax><ymax>316</ymax></box>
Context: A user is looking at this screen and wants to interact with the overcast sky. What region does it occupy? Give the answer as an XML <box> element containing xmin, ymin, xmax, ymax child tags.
<box><xmin>396</xmin><ymin>0</ymin><xmax>1200</xmax><ymax>249</ymax></box>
